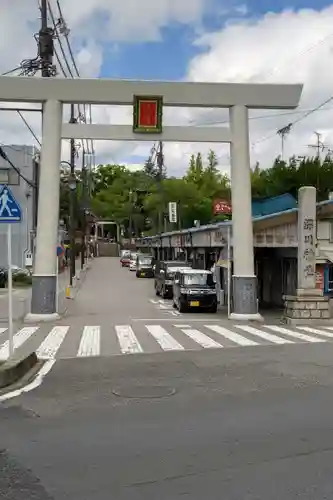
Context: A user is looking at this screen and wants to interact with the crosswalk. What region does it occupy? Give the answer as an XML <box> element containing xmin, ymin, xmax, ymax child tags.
<box><xmin>0</xmin><ymin>323</ymin><xmax>333</xmax><ymax>361</ymax></box>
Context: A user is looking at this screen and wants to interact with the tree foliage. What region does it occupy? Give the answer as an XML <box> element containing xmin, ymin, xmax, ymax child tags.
<box><xmin>60</xmin><ymin>151</ymin><xmax>333</xmax><ymax>238</ymax></box>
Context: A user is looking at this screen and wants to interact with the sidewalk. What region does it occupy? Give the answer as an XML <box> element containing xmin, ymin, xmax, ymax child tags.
<box><xmin>0</xmin><ymin>258</ymin><xmax>86</xmax><ymax>322</ymax></box>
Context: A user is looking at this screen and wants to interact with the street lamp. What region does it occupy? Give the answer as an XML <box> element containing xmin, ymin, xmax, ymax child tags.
<box><xmin>68</xmin><ymin>173</ymin><xmax>77</xmax><ymax>286</ymax></box>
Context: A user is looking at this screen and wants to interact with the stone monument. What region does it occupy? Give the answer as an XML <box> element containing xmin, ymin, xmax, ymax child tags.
<box><xmin>283</xmin><ymin>186</ymin><xmax>330</xmax><ymax>324</ymax></box>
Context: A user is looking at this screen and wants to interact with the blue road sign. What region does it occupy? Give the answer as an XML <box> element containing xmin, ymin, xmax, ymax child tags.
<box><xmin>0</xmin><ymin>184</ymin><xmax>22</xmax><ymax>223</ymax></box>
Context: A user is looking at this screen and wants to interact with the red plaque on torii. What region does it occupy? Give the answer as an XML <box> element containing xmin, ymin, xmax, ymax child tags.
<box><xmin>133</xmin><ymin>95</ymin><xmax>163</xmax><ymax>133</ymax></box>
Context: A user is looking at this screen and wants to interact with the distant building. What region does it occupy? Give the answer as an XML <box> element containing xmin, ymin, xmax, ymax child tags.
<box><xmin>0</xmin><ymin>145</ymin><xmax>39</xmax><ymax>268</ymax></box>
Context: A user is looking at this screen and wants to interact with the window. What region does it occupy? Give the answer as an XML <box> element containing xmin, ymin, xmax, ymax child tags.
<box><xmin>328</xmin><ymin>266</ymin><xmax>333</xmax><ymax>292</ymax></box>
<box><xmin>184</xmin><ymin>273</ymin><xmax>214</xmax><ymax>286</ymax></box>
<box><xmin>138</xmin><ymin>256</ymin><xmax>152</xmax><ymax>265</ymax></box>
<box><xmin>0</xmin><ymin>168</ymin><xmax>20</xmax><ymax>185</ymax></box>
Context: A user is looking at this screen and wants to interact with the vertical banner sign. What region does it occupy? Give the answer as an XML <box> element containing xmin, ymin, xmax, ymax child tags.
<box><xmin>0</xmin><ymin>185</ymin><xmax>22</xmax><ymax>358</ymax></box>
<box><xmin>133</xmin><ymin>95</ymin><xmax>163</xmax><ymax>133</ymax></box>
<box><xmin>297</xmin><ymin>187</ymin><xmax>316</xmax><ymax>291</ymax></box>
<box><xmin>168</xmin><ymin>202</ymin><xmax>177</xmax><ymax>223</ymax></box>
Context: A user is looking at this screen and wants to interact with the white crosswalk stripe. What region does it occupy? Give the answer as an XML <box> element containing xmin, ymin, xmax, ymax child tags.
<box><xmin>0</xmin><ymin>327</ymin><xmax>39</xmax><ymax>360</ymax></box>
<box><xmin>77</xmin><ymin>326</ymin><xmax>100</xmax><ymax>357</ymax></box>
<box><xmin>235</xmin><ymin>324</ymin><xmax>294</xmax><ymax>344</ymax></box>
<box><xmin>145</xmin><ymin>325</ymin><xmax>184</xmax><ymax>351</ymax></box>
<box><xmin>36</xmin><ymin>326</ymin><xmax>69</xmax><ymax>359</ymax></box>
<box><xmin>297</xmin><ymin>326</ymin><xmax>333</xmax><ymax>339</ymax></box>
<box><xmin>2</xmin><ymin>323</ymin><xmax>333</xmax><ymax>360</ymax></box>
<box><xmin>115</xmin><ymin>325</ymin><xmax>143</xmax><ymax>354</ymax></box>
<box><xmin>205</xmin><ymin>324</ymin><xmax>258</xmax><ymax>346</ymax></box>
<box><xmin>265</xmin><ymin>325</ymin><xmax>326</xmax><ymax>343</ymax></box>
<box><xmin>176</xmin><ymin>326</ymin><xmax>223</xmax><ymax>349</ymax></box>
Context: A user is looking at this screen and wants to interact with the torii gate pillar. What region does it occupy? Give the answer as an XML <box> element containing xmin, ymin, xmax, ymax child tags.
<box><xmin>26</xmin><ymin>99</ymin><xmax>63</xmax><ymax>321</ymax></box>
<box><xmin>229</xmin><ymin>104</ymin><xmax>261</xmax><ymax>320</ymax></box>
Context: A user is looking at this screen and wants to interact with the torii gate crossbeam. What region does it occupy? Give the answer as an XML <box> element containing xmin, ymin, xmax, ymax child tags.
<box><xmin>0</xmin><ymin>76</ymin><xmax>302</xmax><ymax>322</ymax></box>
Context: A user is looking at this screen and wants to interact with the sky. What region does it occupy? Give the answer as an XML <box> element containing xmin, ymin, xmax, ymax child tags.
<box><xmin>1</xmin><ymin>0</ymin><xmax>333</xmax><ymax>177</ymax></box>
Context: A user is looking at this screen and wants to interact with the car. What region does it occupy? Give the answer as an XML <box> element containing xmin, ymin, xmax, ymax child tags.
<box><xmin>120</xmin><ymin>250</ymin><xmax>131</xmax><ymax>267</ymax></box>
<box><xmin>172</xmin><ymin>268</ymin><xmax>217</xmax><ymax>313</ymax></box>
<box><xmin>154</xmin><ymin>260</ymin><xmax>192</xmax><ymax>299</ymax></box>
<box><xmin>135</xmin><ymin>254</ymin><xmax>154</xmax><ymax>278</ymax></box>
<box><xmin>129</xmin><ymin>252</ymin><xmax>139</xmax><ymax>271</ymax></box>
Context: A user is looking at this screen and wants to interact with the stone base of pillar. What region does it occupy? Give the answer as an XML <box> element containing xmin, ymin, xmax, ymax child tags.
<box><xmin>29</xmin><ymin>274</ymin><xmax>57</xmax><ymax>316</ymax></box>
<box><xmin>229</xmin><ymin>275</ymin><xmax>264</xmax><ymax>321</ymax></box>
<box><xmin>25</xmin><ymin>312</ymin><xmax>60</xmax><ymax>323</ymax></box>
<box><xmin>283</xmin><ymin>291</ymin><xmax>331</xmax><ymax>325</ymax></box>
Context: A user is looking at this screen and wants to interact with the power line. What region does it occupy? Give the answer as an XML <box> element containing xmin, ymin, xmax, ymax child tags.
<box><xmin>48</xmin><ymin>0</ymin><xmax>92</xmax><ymax>156</ymax></box>
<box><xmin>16</xmin><ymin>111</ymin><xmax>41</xmax><ymax>147</ymax></box>
<box><xmin>193</xmin><ymin>105</ymin><xmax>333</xmax><ymax>128</ymax></box>
<box><xmin>254</xmin><ymin>31</ymin><xmax>333</xmax><ymax>81</ymax></box>
<box><xmin>56</xmin><ymin>0</ymin><xmax>93</xmax><ymax>157</ymax></box>
<box><xmin>1</xmin><ymin>66</ymin><xmax>22</xmax><ymax>76</ymax></box>
<box><xmin>0</xmin><ymin>146</ymin><xmax>36</xmax><ymax>189</ymax></box>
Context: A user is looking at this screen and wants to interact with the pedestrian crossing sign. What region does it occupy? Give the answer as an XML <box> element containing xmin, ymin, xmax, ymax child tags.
<box><xmin>0</xmin><ymin>184</ymin><xmax>22</xmax><ymax>222</ymax></box>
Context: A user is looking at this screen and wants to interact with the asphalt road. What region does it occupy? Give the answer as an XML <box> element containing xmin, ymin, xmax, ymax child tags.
<box><xmin>1</xmin><ymin>258</ymin><xmax>333</xmax><ymax>499</ymax></box>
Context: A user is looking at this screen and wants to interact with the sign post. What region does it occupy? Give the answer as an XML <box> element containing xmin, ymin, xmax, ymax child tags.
<box><xmin>0</xmin><ymin>185</ymin><xmax>22</xmax><ymax>358</ymax></box>
<box><xmin>168</xmin><ymin>202</ymin><xmax>177</xmax><ymax>223</ymax></box>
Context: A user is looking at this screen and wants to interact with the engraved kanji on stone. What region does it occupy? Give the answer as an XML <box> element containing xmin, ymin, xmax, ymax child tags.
<box><xmin>303</xmin><ymin>218</ymin><xmax>314</xmax><ymax>231</ymax></box>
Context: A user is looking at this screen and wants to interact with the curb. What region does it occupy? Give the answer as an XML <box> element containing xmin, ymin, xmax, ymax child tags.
<box><xmin>0</xmin><ymin>352</ymin><xmax>38</xmax><ymax>389</ymax></box>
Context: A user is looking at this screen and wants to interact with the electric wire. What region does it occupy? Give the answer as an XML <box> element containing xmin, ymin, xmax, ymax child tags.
<box><xmin>56</xmin><ymin>0</ymin><xmax>94</xmax><ymax>158</ymax></box>
<box><xmin>0</xmin><ymin>146</ymin><xmax>36</xmax><ymax>188</ymax></box>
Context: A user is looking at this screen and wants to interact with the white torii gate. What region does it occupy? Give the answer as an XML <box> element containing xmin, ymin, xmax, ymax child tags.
<box><xmin>0</xmin><ymin>76</ymin><xmax>302</xmax><ymax>321</ymax></box>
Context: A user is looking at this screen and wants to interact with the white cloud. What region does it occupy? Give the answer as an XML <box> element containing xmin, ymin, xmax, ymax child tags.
<box><xmin>1</xmin><ymin>3</ymin><xmax>333</xmax><ymax>179</ymax></box>
<box><xmin>181</xmin><ymin>5</ymin><xmax>333</xmax><ymax>174</ymax></box>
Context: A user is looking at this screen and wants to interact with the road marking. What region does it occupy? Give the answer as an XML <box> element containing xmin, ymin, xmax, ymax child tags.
<box><xmin>235</xmin><ymin>325</ymin><xmax>293</xmax><ymax>344</ymax></box>
<box><xmin>180</xmin><ymin>328</ymin><xmax>223</xmax><ymax>349</ymax></box>
<box><xmin>206</xmin><ymin>324</ymin><xmax>258</xmax><ymax>346</ymax></box>
<box><xmin>36</xmin><ymin>326</ymin><xmax>69</xmax><ymax>359</ymax></box>
<box><xmin>175</xmin><ymin>324</ymin><xmax>191</xmax><ymax>328</ymax></box>
<box><xmin>77</xmin><ymin>326</ymin><xmax>100</xmax><ymax>357</ymax></box>
<box><xmin>265</xmin><ymin>325</ymin><xmax>326</xmax><ymax>343</ymax></box>
<box><xmin>0</xmin><ymin>359</ymin><xmax>56</xmax><ymax>402</ymax></box>
<box><xmin>0</xmin><ymin>326</ymin><xmax>39</xmax><ymax>359</ymax></box>
<box><xmin>297</xmin><ymin>326</ymin><xmax>333</xmax><ymax>339</ymax></box>
<box><xmin>145</xmin><ymin>325</ymin><xmax>184</xmax><ymax>351</ymax></box>
<box><xmin>115</xmin><ymin>325</ymin><xmax>143</xmax><ymax>354</ymax></box>
<box><xmin>132</xmin><ymin>318</ymin><xmax>220</xmax><ymax>322</ymax></box>
<box><xmin>149</xmin><ymin>299</ymin><xmax>159</xmax><ymax>304</ymax></box>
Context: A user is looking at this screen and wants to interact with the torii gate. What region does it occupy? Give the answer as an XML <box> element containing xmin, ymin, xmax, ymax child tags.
<box><xmin>0</xmin><ymin>76</ymin><xmax>302</xmax><ymax>321</ymax></box>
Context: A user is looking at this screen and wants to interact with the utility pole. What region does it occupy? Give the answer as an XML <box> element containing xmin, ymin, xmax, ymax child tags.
<box><xmin>39</xmin><ymin>0</ymin><xmax>54</xmax><ymax>77</ymax></box>
<box><xmin>156</xmin><ymin>141</ymin><xmax>164</xmax><ymax>234</ymax></box>
<box><xmin>34</xmin><ymin>0</ymin><xmax>54</xmax><ymax>259</ymax></box>
<box><xmin>81</xmin><ymin>150</ymin><xmax>87</xmax><ymax>269</ymax></box>
<box><xmin>128</xmin><ymin>190</ymin><xmax>133</xmax><ymax>244</ymax></box>
<box><xmin>277</xmin><ymin>124</ymin><xmax>292</xmax><ymax>161</ymax></box>
<box><xmin>69</xmin><ymin>104</ymin><xmax>76</xmax><ymax>286</ymax></box>
<box><xmin>307</xmin><ymin>132</ymin><xmax>324</xmax><ymax>158</ymax></box>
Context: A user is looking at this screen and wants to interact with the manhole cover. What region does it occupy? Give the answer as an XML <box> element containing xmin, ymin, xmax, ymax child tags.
<box><xmin>112</xmin><ymin>385</ymin><xmax>176</xmax><ymax>399</ymax></box>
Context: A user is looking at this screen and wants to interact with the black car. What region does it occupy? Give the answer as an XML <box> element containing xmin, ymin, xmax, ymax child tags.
<box><xmin>172</xmin><ymin>269</ymin><xmax>217</xmax><ymax>313</ymax></box>
<box><xmin>135</xmin><ymin>254</ymin><xmax>154</xmax><ymax>278</ymax></box>
<box><xmin>154</xmin><ymin>260</ymin><xmax>191</xmax><ymax>298</ymax></box>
